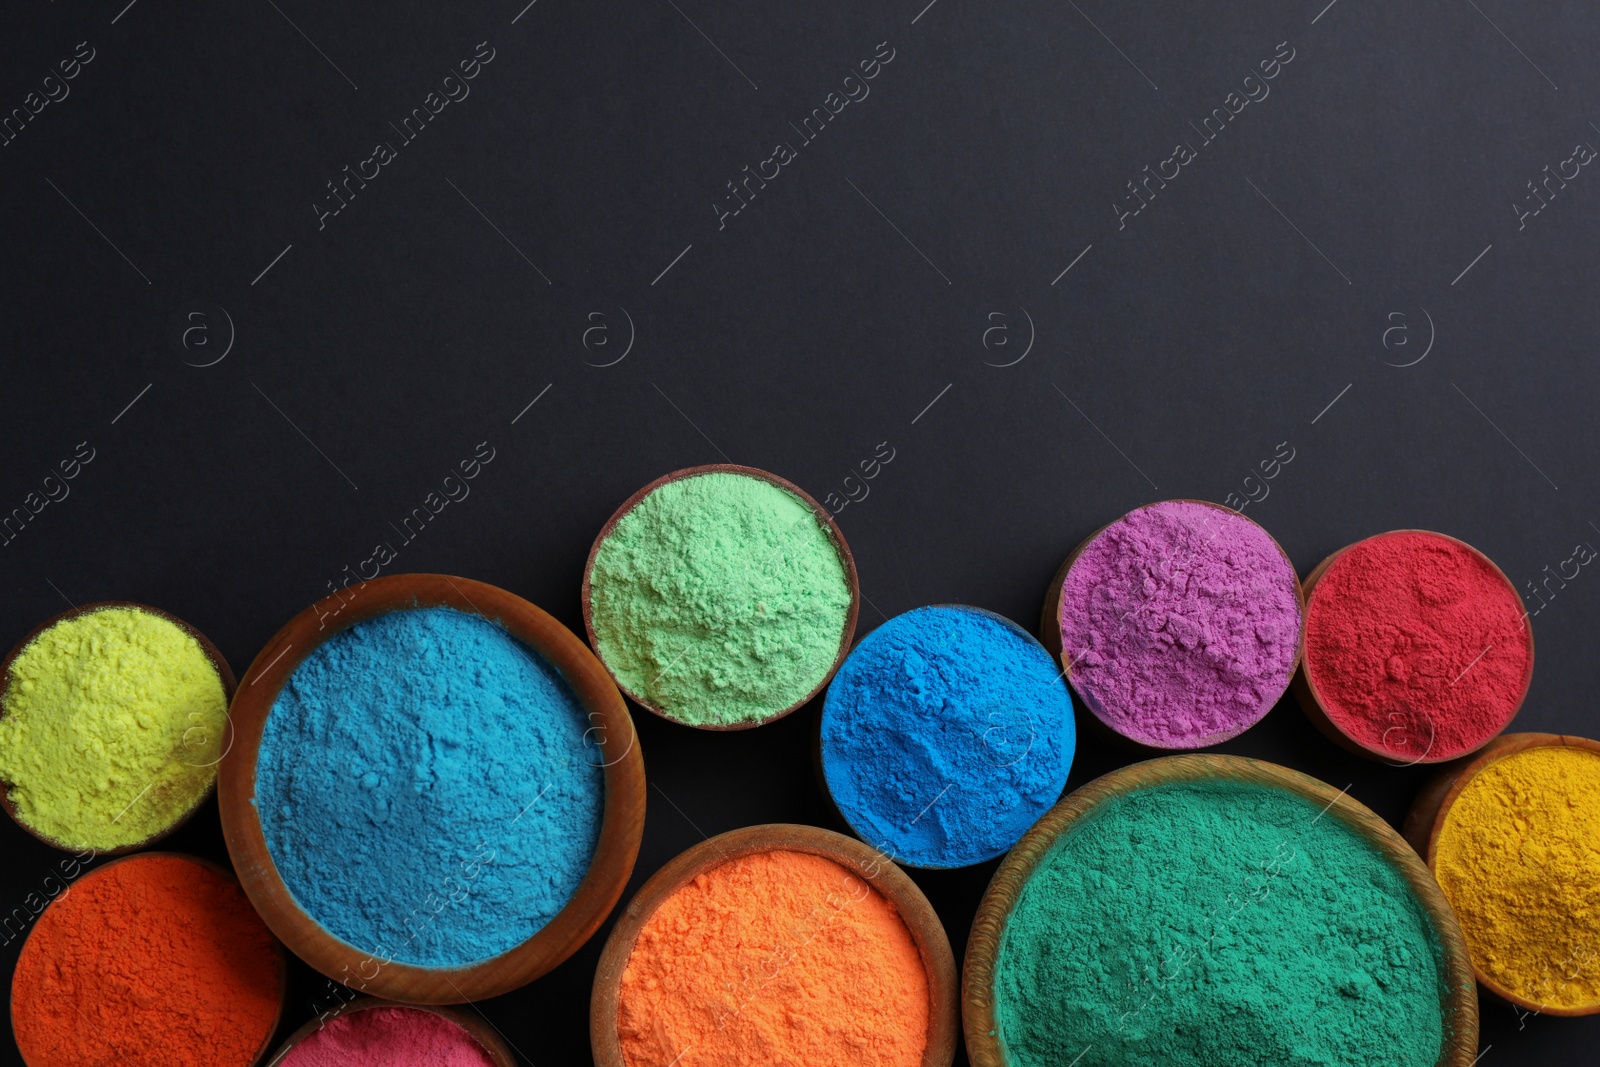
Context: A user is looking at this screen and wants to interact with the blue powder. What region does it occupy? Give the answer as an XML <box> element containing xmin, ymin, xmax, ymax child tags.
<box><xmin>253</xmin><ymin>607</ymin><xmax>604</xmax><ymax>968</ymax></box>
<box><xmin>819</xmin><ymin>605</ymin><xmax>1076</xmax><ymax>868</ymax></box>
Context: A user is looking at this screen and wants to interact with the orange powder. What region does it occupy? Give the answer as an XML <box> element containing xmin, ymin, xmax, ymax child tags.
<box><xmin>617</xmin><ymin>850</ymin><xmax>929</xmax><ymax>1067</ymax></box>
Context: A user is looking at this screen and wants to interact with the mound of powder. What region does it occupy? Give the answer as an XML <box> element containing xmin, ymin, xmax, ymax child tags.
<box><xmin>588</xmin><ymin>471</ymin><xmax>853</xmax><ymax>727</ymax></box>
<box><xmin>0</xmin><ymin>605</ymin><xmax>229</xmax><ymax>850</ymax></box>
<box><xmin>617</xmin><ymin>849</ymin><xmax>929</xmax><ymax>1067</ymax></box>
<box><xmin>1434</xmin><ymin>744</ymin><xmax>1600</xmax><ymax>1009</ymax></box>
<box><xmin>995</xmin><ymin>780</ymin><xmax>1446</xmax><ymax>1067</ymax></box>
<box><xmin>254</xmin><ymin>607</ymin><xmax>603</xmax><ymax>967</ymax></box>
<box><xmin>12</xmin><ymin>853</ymin><xmax>282</xmax><ymax>1067</ymax></box>
<box><xmin>1304</xmin><ymin>531</ymin><xmax>1531</xmax><ymax>761</ymax></box>
<box><xmin>1057</xmin><ymin>501</ymin><xmax>1301</xmax><ymax>747</ymax></box>
<box><xmin>280</xmin><ymin>1006</ymin><xmax>496</xmax><ymax>1067</ymax></box>
<box><xmin>820</xmin><ymin>605</ymin><xmax>1075</xmax><ymax>867</ymax></box>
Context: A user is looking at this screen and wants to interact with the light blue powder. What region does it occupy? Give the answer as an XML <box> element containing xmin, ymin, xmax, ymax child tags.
<box><xmin>253</xmin><ymin>607</ymin><xmax>604</xmax><ymax>968</ymax></box>
<box><xmin>819</xmin><ymin>605</ymin><xmax>1076</xmax><ymax>868</ymax></box>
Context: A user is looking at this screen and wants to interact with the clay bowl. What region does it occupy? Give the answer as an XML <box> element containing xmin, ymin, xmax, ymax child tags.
<box><xmin>1039</xmin><ymin>500</ymin><xmax>1306</xmax><ymax>751</ymax></box>
<box><xmin>1292</xmin><ymin>530</ymin><xmax>1533</xmax><ymax>764</ymax></box>
<box><xmin>0</xmin><ymin>601</ymin><xmax>237</xmax><ymax>853</ymax></box>
<box><xmin>590</xmin><ymin>823</ymin><xmax>959</xmax><ymax>1067</ymax></box>
<box><xmin>218</xmin><ymin>573</ymin><xmax>646</xmax><ymax>1004</ymax></box>
<box><xmin>581</xmin><ymin>464</ymin><xmax>861</xmax><ymax>731</ymax></box>
<box><xmin>261</xmin><ymin>997</ymin><xmax>515</xmax><ymax>1067</ymax></box>
<box><xmin>1403</xmin><ymin>732</ymin><xmax>1600</xmax><ymax>1016</ymax></box>
<box><xmin>964</xmin><ymin>754</ymin><xmax>1478</xmax><ymax>1067</ymax></box>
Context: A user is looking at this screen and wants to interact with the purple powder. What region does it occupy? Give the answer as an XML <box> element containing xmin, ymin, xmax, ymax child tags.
<box><xmin>1057</xmin><ymin>501</ymin><xmax>1302</xmax><ymax>747</ymax></box>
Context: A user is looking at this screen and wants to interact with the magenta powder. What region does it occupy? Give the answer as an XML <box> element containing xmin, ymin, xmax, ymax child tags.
<box><xmin>280</xmin><ymin>1007</ymin><xmax>495</xmax><ymax>1067</ymax></box>
<box><xmin>1057</xmin><ymin>501</ymin><xmax>1302</xmax><ymax>747</ymax></box>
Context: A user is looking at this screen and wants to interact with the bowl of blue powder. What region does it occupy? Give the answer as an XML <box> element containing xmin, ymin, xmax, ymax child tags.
<box><xmin>818</xmin><ymin>605</ymin><xmax>1076</xmax><ymax>869</ymax></box>
<box><xmin>219</xmin><ymin>574</ymin><xmax>646</xmax><ymax>1003</ymax></box>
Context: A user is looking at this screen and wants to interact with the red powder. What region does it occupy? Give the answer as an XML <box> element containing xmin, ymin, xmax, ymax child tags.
<box><xmin>1303</xmin><ymin>531</ymin><xmax>1532</xmax><ymax>761</ymax></box>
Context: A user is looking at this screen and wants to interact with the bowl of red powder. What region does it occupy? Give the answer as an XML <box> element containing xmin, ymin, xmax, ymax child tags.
<box><xmin>1295</xmin><ymin>530</ymin><xmax>1533</xmax><ymax>764</ymax></box>
<box><xmin>11</xmin><ymin>851</ymin><xmax>286</xmax><ymax>1067</ymax></box>
<box><xmin>591</xmin><ymin>823</ymin><xmax>959</xmax><ymax>1067</ymax></box>
<box><xmin>264</xmin><ymin>999</ymin><xmax>512</xmax><ymax>1067</ymax></box>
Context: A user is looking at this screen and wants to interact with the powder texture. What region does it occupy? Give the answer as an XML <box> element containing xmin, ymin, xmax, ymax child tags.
<box><xmin>254</xmin><ymin>607</ymin><xmax>603</xmax><ymax>967</ymax></box>
<box><xmin>1434</xmin><ymin>745</ymin><xmax>1600</xmax><ymax>1008</ymax></box>
<box><xmin>1057</xmin><ymin>501</ymin><xmax>1301</xmax><ymax>747</ymax></box>
<box><xmin>280</xmin><ymin>1007</ymin><xmax>496</xmax><ymax>1067</ymax></box>
<box><xmin>995</xmin><ymin>780</ymin><xmax>1446</xmax><ymax>1067</ymax></box>
<box><xmin>12</xmin><ymin>853</ymin><xmax>281</xmax><ymax>1067</ymax></box>
<box><xmin>617</xmin><ymin>850</ymin><xmax>928</xmax><ymax>1067</ymax></box>
<box><xmin>820</xmin><ymin>605</ymin><xmax>1075</xmax><ymax>867</ymax></box>
<box><xmin>1305</xmin><ymin>531</ymin><xmax>1531</xmax><ymax>761</ymax></box>
<box><xmin>589</xmin><ymin>471</ymin><xmax>852</xmax><ymax>726</ymax></box>
<box><xmin>0</xmin><ymin>605</ymin><xmax>228</xmax><ymax>850</ymax></box>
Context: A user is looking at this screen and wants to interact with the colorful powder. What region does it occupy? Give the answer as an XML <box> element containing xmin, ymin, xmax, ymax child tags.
<box><xmin>1434</xmin><ymin>743</ymin><xmax>1600</xmax><ymax>1009</ymax></box>
<box><xmin>1304</xmin><ymin>531</ymin><xmax>1531</xmax><ymax>761</ymax></box>
<box><xmin>12</xmin><ymin>853</ymin><xmax>282</xmax><ymax>1067</ymax></box>
<box><xmin>994</xmin><ymin>779</ymin><xmax>1446</xmax><ymax>1067</ymax></box>
<box><xmin>280</xmin><ymin>1006</ymin><xmax>496</xmax><ymax>1067</ymax></box>
<box><xmin>0</xmin><ymin>605</ymin><xmax>229</xmax><ymax>850</ymax></box>
<box><xmin>588</xmin><ymin>471</ymin><xmax>853</xmax><ymax>727</ymax></box>
<box><xmin>1056</xmin><ymin>501</ymin><xmax>1302</xmax><ymax>747</ymax></box>
<box><xmin>617</xmin><ymin>850</ymin><xmax>929</xmax><ymax>1067</ymax></box>
<box><xmin>254</xmin><ymin>607</ymin><xmax>603</xmax><ymax>967</ymax></box>
<box><xmin>820</xmin><ymin>605</ymin><xmax>1075</xmax><ymax>867</ymax></box>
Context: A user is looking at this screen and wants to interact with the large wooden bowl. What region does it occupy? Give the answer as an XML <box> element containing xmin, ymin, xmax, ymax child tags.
<box><xmin>590</xmin><ymin>823</ymin><xmax>959</xmax><ymax>1067</ymax></box>
<box><xmin>261</xmin><ymin>998</ymin><xmax>514</xmax><ymax>1067</ymax></box>
<box><xmin>218</xmin><ymin>573</ymin><xmax>646</xmax><ymax>1004</ymax></box>
<box><xmin>964</xmin><ymin>755</ymin><xmax>1478</xmax><ymax>1067</ymax></box>
<box><xmin>581</xmin><ymin>464</ymin><xmax>860</xmax><ymax>730</ymax></box>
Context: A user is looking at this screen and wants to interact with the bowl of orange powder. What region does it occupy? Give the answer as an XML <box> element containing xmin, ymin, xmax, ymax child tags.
<box><xmin>590</xmin><ymin>823</ymin><xmax>959</xmax><ymax>1067</ymax></box>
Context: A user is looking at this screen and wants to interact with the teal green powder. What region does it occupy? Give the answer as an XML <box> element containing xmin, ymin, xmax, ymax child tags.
<box><xmin>994</xmin><ymin>780</ymin><xmax>1447</xmax><ymax>1067</ymax></box>
<box><xmin>589</xmin><ymin>471</ymin><xmax>852</xmax><ymax>726</ymax></box>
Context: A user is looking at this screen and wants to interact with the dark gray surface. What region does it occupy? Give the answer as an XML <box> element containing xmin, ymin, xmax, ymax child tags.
<box><xmin>2</xmin><ymin>0</ymin><xmax>1597</xmax><ymax>1063</ymax></box>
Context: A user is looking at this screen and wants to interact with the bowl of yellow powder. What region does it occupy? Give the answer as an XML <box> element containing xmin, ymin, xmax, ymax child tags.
<box><xmin>0</xmin><ymin>602</ymin><xmax>234</xmax><ymax>852</ymax></box>
<box><xmin>1407</xmin><ymin>732</ymin><xmax>1600</xmax><ymax>1016</ymax></box>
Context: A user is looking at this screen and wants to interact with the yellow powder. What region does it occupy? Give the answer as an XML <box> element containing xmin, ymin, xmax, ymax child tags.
<box><xmin>0</xmin><ymin>607</ymin><xmax>228</xmax><ymax>850</ymax></box>
<box><xmin>1434</xmin><ymin>744</ymin><xmax>1600</xmax><ymax>1009</ymax></box>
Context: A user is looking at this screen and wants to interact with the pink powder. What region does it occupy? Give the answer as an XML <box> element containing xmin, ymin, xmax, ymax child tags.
<box><xmin>280</xmin><ymin>1007</ymin><xmax>496</xmax><ymax>1067</ymax></box>
<box><xmin>1057</xmin><ymin>501</ymin><xmax>1302</xmax><ymax>747</ymax></box>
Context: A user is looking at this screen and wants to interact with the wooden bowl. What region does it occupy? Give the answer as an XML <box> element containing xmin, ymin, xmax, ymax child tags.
<box><xmin>964</xmin><ymin>754</ymin><xmax>1478</xmax><ymax>1067</ymax></box>
<box><xmin>0</xmin><ymin>601</ymin><xmax>237</xmax><ymax>853</ymax></box>
<box><xmin>261</xmin><ymin>998</ymin><xmax>515</xmax><ymax>1067</ymax></box>
<box><xmin>218</xmin><ymin>573</ymin><xmax>646</xmax><ymax>1004</ymax></box>
<box><xmin>581</xmin><ymin>464</ymin><xmax>861</xmax><ymax>730</ymax></box>
<box><xmin>1402</xmin><ymin>731</ymin><xmax>1600</xmax><ymax>1016</ymax></box>
<box><xmin>590</xmin><ymin>823</ymin><xmax>959</xmax><ymax>1067</ymax></box>
<box><xmin>1292</xmin><ymin>530</ymin><xmax>1533</xmax><ymax>764</ymax></box>
<box><xmin>1038</xmin><ymin>500</ymin><xmax>1306</xmax><ymax>750</ymax></box>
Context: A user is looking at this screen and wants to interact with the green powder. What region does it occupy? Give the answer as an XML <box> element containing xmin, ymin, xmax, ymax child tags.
<box><xmin>994</xmin><ymin>780</ymin><xmax>1447</xmax><ymax>1067</ymax></box>
<box><xmin>588</xmin><ymin>471</ymin><xmax>852</xmax><ymax>726</ymax></box>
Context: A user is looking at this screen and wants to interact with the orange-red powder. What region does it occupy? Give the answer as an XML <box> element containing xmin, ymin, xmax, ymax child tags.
<box><xmin>12</xmin><ymin>853</ymin><xmax>282</xmax><ymax>1067</ymax></box>
<box><xmin>617</xmin><ymin>850</ymin><xmax>929</xmax><ymax>1067</ymax></box>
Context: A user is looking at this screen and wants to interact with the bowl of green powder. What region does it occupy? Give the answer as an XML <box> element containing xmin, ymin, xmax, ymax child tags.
<box><xmin>0</xmin><ymin>602</ymin><xmax>236</xmax><ymax>853</ymax></box>
<box><xmin>582</xmin><ymin>465</ymin><xmax>859</xmax><ymax>730</ymax></box>
<box><xmin>964</xmin><ymin>755</ymin><xmax>1479</xmax><ymax>1067</ymax></box>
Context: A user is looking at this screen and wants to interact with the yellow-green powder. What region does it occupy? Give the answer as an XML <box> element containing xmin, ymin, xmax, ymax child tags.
<box><xmin>0</xmin><ymin>607</ymin><xmax>228</xmax><ymax>849</ymax></box>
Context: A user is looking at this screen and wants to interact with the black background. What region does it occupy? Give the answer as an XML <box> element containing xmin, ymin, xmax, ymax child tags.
<box><xmin>2</xmin><ymin>0</ymin><xmax>1598</xmax><ymax>1063</ymax></box>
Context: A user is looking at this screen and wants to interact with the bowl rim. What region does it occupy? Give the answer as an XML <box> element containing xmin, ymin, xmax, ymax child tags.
<box><xmin>259</xmin><ymin>996</ymin><xmax>516</xmax><ymax>1067</ymax></box>
<box><xmin>217</xmin><ymin>572</ymin><xmax>646</xmax><ymax>1004</ymax></box>
<box><xmin>579</xmin><ymin>463</ymin><xmax>861</xmax><ymax>731</ymax></box>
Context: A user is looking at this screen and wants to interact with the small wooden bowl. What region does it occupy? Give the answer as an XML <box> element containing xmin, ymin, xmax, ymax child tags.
<box><xmin>1039</xmin><ymin>500</ymin><xmax>1306</xmax><ymax>751</ymax></box>
<box><xmin>261</xmin><ymin>998</ymin><xmax>515</xmax><ymax>1067</ymax></box>
<box><xmin>218</xmin><ymin>573</ymin><xmax>646</xmax><ymax>1004</ymax></box>
<box><xmin>0</xmin><ymin>601</ymin><xmax>237</xmax><ymax>853</ymax></box>
<box><xmin>1292</xmin><ymin>530</ymin><xmax>1533</xmax><ymax>765</ymax></box>
<box><xmin>964</xmin><ymin>754</ymin><xmax>1479</xmax><ymax>1067</ymax></box>
<box><xmin>581</xmin><ymin>464</ymin><xmax>861</xmax><ymax>731</ymax></box>
<box><xmin>590</xmin><ymin>823</ymin><xmax>959</xmax><ymax>1067</ymax></box>
<box><xmin>11</xmin><ymin>850</ymin><xmax>288</xmax><ymax>1067</ymax></box>
<box><xmin>1403</xmin><ymin>731</ymin><xmax>1600</xmax><ymax>1016</ymax></box>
